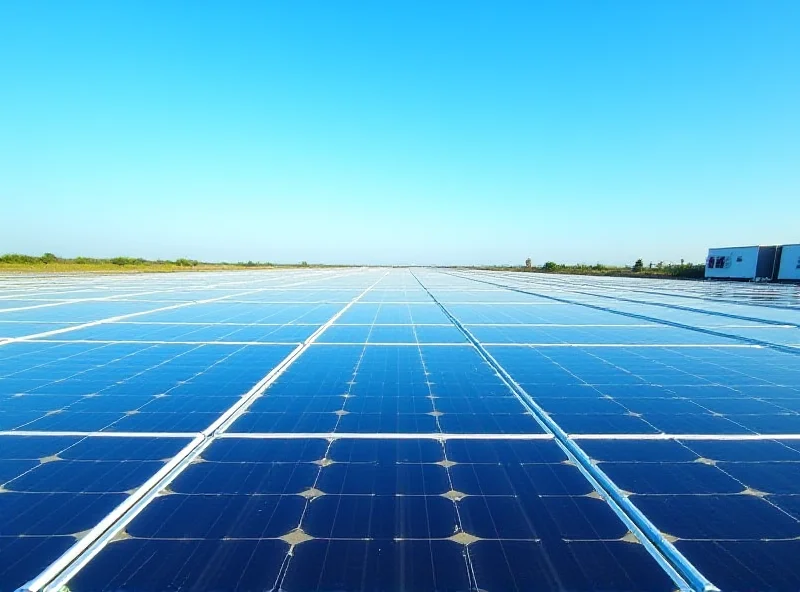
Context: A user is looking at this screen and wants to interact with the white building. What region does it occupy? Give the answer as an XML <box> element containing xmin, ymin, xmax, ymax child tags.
<box><xmin>777</xmin><ymin>244</ymin><xmax>800</xmax><ymax>281</ymax></box>
<box><xmin>705</xmin><ymin>246</ymin><xmax>780</xmax><ymax>280</ymax></box>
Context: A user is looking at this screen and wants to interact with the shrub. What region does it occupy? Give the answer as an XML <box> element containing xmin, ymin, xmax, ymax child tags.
<box><xmin>110</xmin><ymin>257</ymin><xmax>146</xmax><ymax>266</ymax></box>
<box><xmin>0</xmin><ymin>253</ymin><xmax>40</xmax><ymax>264</ymax></box>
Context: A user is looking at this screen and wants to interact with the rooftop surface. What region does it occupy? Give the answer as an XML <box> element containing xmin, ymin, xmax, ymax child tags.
<box><xmin>2</xmin><ymin>268</ymin><xmax>800</xmax><ymax>591</ymax></box>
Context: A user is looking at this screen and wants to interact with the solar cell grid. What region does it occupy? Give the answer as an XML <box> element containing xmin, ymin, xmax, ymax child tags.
<box><xmin>2</xmin><ymin>268</ymin><xmax>799</xmax><ymax>591</ymax></box>
<box><xmin>0</xmin><ymin>343</ymin><xmax>296</xmax><ymax>433</ymax></box>
<box><xmin>450</xmin><ymin>270</ymin><xmax>800</xmax><ymax>353</ymax></box>
<box><xmin>0</xmin><ymin>301</ymin><xmax>189</xmax><ymax>323</ymax></box>
<box><xmin>0</xmin><ymin>435</ymin><xmax>190</xmax><ymax>588</ymax></box>
<box><xmin>582</xmin><ymin>438</ymin><xmax>800</xmax><ymax>589</ymax></box>
<box><xmin>42</xmin><ymin>322</ymin><xmax>319</xmax><ymax>343</ymax></box>
<box><xmin>60</xmin><ymin>437</ymin><xmax>676</xmax><ymax>592</ymax></box>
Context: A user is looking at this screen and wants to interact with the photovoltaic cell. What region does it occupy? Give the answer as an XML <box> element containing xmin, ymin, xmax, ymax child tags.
<box><xmin>0</xmin><ymin>343</ymin><xmax>296</xmax><ymax>432</ymax></box>
<box><xmin>0</xmin><ymin>435</ymin><xmax>190</xmax><ymax>589</ymax></box>
<box><xmin>65</xmin><ymin>438</ymin><xmax>676</xmax><ymax>592</ymax></box>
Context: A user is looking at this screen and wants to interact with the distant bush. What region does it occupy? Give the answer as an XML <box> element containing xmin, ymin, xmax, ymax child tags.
<box><xmin>467</xmin><ymin>257</ymin><xmax>705</xmax><ymax>280</ymax></box>
<box><xmin>659</xmin><ymin>264</ymin><xmax>705</xmax><ymax>278</ymax></box>
<box><xmin>0</xmin><ymin>253</ymin><xmax>286</xmax><ymax>270</ymax></box>
<box><xmin>0</xmin><ymin>253</ymin><xmax>40</xmax><ymax>264</ymax></box>
<box><xmin>110</xmin><ymin>257</ymin><xmax>146</xmax><ymax>266</ymax></box>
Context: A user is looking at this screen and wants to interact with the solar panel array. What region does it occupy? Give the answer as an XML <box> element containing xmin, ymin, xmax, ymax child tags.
<box><xmin>1</xmin><ymin>268</ymin><xmax>799</xmax><ymax>592</ymax></box>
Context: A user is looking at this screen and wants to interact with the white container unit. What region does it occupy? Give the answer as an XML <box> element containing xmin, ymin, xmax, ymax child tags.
<box><xmin>777</xmin><ymin>244</ymin><xmax>800</xmax><ymax>281</ymax></box>
<box><xmin>705</xmin><ymin>246</ymin><xmax>779</xmax><ymax>280</ymax></box>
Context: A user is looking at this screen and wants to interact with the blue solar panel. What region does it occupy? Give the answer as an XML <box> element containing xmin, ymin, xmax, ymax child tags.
<box><xmin>0</xmin><ymin>435</ymin><xmax>190</xmax><ymax>588</ymax></box>
<box><xmin>59</xmin><ymin>437</ymin><xmax>676</xmax><ymax>592</ymax></box>
<box><xmin>2</xmin><ymin>268</ymin><xmax>799</xmax><ymax>591</ymax></box>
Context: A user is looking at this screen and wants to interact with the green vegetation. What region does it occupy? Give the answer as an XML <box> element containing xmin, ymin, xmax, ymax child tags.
<box><xmin>451</xmin><ymin>259</ymin><xmax>705</xmax><ymax>280</ymax></box>
<box><xmin>0</xmin><ymin>253</ymin><xmax>333</xmax><ymax>273</ymax></box>
<box><xmin>0</xmin><ymin>252</ymin><xmax>705</xmax><ymax>280</ymax></box>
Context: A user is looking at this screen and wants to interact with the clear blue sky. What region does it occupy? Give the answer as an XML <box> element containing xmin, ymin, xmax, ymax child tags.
<box><xmin>1</xmin><ymin>1</ymin><xmax>798</xmax><ymax>265</ymax></box>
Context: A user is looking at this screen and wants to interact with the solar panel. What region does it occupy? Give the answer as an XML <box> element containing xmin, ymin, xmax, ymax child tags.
<box><xmin>1</xmin><ymin>268</ymin><xmax>799</xmax><ymax>591</ymax></box>
<box><xmin>0</xmin><ymin>434</ymin><xmax>191</xmax><ymax>587</ymax></box>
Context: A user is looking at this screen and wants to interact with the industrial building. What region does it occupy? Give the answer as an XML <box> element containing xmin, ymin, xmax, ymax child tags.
<box><xmin>777</xmin><ymin>244</ymin><xmax>800</xmax><ymax>281</ymax></box>
<box><xmin>705</xmin><ymin>244</ymin><xmax>799</xmax><ymax>281</ymax></box>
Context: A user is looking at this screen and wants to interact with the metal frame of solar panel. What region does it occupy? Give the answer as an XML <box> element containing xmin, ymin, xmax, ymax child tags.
<box><xmin>1</xmin><ymin>268</ymin><xmax>799</xmax><ymax>592</ymax></box>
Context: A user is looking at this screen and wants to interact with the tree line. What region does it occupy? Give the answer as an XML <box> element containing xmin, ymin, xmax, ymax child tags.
<box><xmin>0</xmin><ymin>253</ymin><xmax>310</xmax><ymax>268</ymax></box>
<box><xmin>461</xmin><ymin>259</ymin><xmax>705</xmax><ymax>279</ymax></box>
